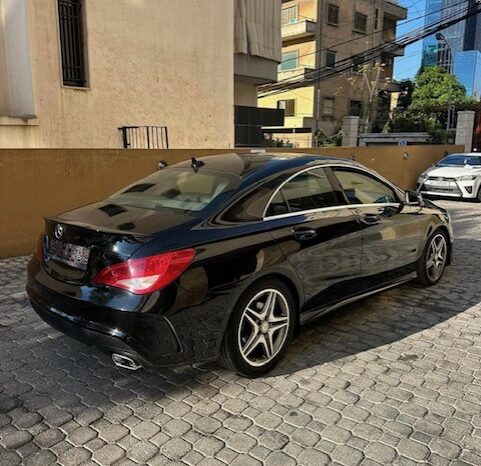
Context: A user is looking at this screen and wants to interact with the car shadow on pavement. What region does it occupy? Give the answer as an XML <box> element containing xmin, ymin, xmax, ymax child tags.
<box><xmin>272</xmin><ymin>237</ymin><xmax>481</xmax><ymax>376</ymax></box>
<box><xmin>2</xmin><ymin>238</ymin><xmax>480</xmax><ymax>413</ymax></box>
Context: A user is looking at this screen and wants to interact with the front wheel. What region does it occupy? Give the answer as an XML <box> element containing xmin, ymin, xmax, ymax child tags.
<box><xmin>416</xmin><ymin>229</ymin><xmax>449</xmax><ymax>286</ymax></box>
<box><xmin>476</xmin><ymin>186</ymin><xmax>481</xmax><ymax>203</ymax></box>
<box><xmin>219</xmin><ymin>279</ymin><xmax>296</xmax><ymax>377</ymax></box>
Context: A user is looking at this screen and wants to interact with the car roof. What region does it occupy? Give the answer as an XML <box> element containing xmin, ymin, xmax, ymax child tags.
<box><xmin>171</xmin><ymin>152</ymin><xmax>359</xmax><ymax>186</ymax></box>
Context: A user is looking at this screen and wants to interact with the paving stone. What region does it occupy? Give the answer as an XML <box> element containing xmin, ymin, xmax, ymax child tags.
<box><xmin>68</xmin><ymin>426</ymin><xmax>98</xmax><ymax>445</ymax></box>
<box><xmin>159</xmin><ymin>437</ymin><xmax>191</xmax><ymax>461</ymax></box>
<box><xmin>34</xmin><ymin>428</ymin><xmax>65</xmax><ymax>448</ymax></box>
<box><xmin>127</xmin><ymin>440</ymin><xmax>158</xmax><ymax>462</ymax></box>
<box><xmin>1</xmin><ymin>429</ymin><xmax>33</xmax><ymax>448</ymax></box>
<box><xmin>92</xmin><ymin>444</ymin><xmax>125</xmax><ymax>465</ymax></box>
<box><xmin>57</xmin><ymin>446</ymin><xmax>91</xmax><ymax>465</ymax></box>
<box><xmin>0</xmin><ymin>200</ymin><xmax>480</xmax><ymax>465</ymax></box>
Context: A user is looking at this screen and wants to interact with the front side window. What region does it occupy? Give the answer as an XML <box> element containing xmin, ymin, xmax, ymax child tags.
<box><xmin>110</xmin><ymin>168</ymin><xmax>240</xmax><ymax>214</ymax></box>
<box><xmin>58</xmin><ymin>0</ymin><xmax>87</xmax><ymax>87</ymax></box>
<box><xmin>334</xmin><ymin>169</ymin><xmax>399</xmax><ymax>205</ymax></box>
<box><xmin>266</xmin><ymin>168</ymin><xmax>344</xmax><ymax>216</ymax></box>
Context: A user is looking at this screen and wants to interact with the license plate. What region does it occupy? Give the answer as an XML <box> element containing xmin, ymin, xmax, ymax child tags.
<box><xmin>426</xmin><ymin>180</ymin><xmax>452</xmax><ymax>187</ymax></box>
<box><xmin>47</xmin><ymin>239</ymin><xmax>90</xmax><ymax>270</ymax></box>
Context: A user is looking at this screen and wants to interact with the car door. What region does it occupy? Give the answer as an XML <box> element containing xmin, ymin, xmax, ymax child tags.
<box><xmin>264</xmin><ymin>166</ymin><xmax>363</xmax><ymax>320</ymax></box>
<box><xmin>332</xmin><ymin>167</ymin><xmax>423</xmax><ymax>289</ymax></box>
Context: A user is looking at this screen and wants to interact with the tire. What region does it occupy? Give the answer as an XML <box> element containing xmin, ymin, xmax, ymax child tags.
<box><xmin>416</xmin><ymin>229</ymin><xmax>449</xmax><ymax>286</ymax></box>
<box><xmin>219</xmin><ymin>278</ymin><xmax>296</xmax><ymax>377</ymax></box>
<box><xmin>476</xmin><ymin>186</ymin><xmax>481</xmax><ymax>203</ymax></box>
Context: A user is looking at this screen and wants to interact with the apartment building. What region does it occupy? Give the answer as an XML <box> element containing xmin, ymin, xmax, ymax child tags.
<box><xmin>259</xmin><ymin>0</ymin><xmax>407</xmax><ymax>147</ymax></box>
<box><xmin>0</xmin><ymin>0</ymin><xmax>281</xmax><ymax>148</ymax></box>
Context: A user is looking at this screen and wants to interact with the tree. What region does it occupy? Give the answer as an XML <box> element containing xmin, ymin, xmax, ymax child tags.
<box><xmin>410</xmin><ymin>66</ymin><xmax>475</xmax><ymax>109</ymax></box>
<box><xmin>396</xmin><ymin>79</ymin><xmax>414</xmax><ymax>109</ymax></box>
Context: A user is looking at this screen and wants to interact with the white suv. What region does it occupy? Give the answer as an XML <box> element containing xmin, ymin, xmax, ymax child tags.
<box><xmin>417</xmin><ymin>153</ymin><xmax>481</xmax><ymax>201</ymax></box>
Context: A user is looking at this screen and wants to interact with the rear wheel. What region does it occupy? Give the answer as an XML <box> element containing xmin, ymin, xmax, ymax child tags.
<box><xmin>219</xmin><ymin>279</ymin><xmax>295</xmax><ymax>377</ymax></box>
<box><xmin>416</xmin><ymin>229</ymin><xmax>448</xmax><ymax>286</ymax></box>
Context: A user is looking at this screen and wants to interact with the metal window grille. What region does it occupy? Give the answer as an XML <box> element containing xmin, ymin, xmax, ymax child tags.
<box><xmin>58</xmin><ymin>0</ymin><xmax>86</xmax><ymax>86</ymax></box>
<box><xmin>354</xmin><ymin>12</ymin><xmax>367</xmax><ymax>33</ymax></box>
<box><xmin>119</xmin><ymin>126</ymin><xmax>169</xmax><ymax>149</ymax></box>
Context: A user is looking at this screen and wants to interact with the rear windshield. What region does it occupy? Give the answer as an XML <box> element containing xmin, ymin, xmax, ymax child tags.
<box><xmin>109</xmin><ymin>168</ymin><xmax>240</xmax><ymax>213</ymax></box>
<box><xmin>438</xmin><ymin>154</ymin><xmax>481</xmax><ymax>166</ymax></box>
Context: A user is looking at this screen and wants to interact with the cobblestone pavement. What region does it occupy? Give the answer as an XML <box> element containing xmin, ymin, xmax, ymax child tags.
<box><xmin>1</xmin><ymin>200</ymin><xmax>481</xmax><ymax>466</ymax></box>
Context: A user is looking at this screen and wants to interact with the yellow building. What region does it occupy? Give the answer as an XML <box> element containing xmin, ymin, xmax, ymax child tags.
<box><xmin>259</xmin><ymin>0</ymin><xmax>407</xmax><ymax>147</ymax></box>
<box><xmin>0</xmin><ymin>0</ymin><xmax>281</xmax><ymax>148</ymax></box>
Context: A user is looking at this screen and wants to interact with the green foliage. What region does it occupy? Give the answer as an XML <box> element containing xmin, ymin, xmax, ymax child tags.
<box><xmin>397</xmin><ymin>79</ymin><xmax>414</xmax><ymax>109</ymax></box>
<box><xmin>385</xmin><ymin>66</ymin><xmax>478</xmax><ymax>143</ymax></box>
<box><xmin>410</xmin><ymin>66</ymin><xmax>475</xmax><ymax>109</ymax></box>
<box><xmin>313</xmin><ymin>128</ymin><xmax>342</xmax><ymax>147</ymax></box>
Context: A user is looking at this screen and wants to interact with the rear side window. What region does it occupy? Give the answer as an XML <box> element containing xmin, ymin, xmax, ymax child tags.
<box><xmin>333</xmin><ymin>168</ymin><xmax>399</xmax><ymax>204</ymax></box>
<box><xmin>110</xmin><ymin>168</ymin><xmax>240</xmax><ymax>214</ymax></box>
<box><xmin>266</xmin><ymin>167</ymin><xmax>345</xmax><ymax>217</ymax></box>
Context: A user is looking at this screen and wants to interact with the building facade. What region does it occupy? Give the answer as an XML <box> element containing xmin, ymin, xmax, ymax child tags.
<box><xmin>258</xmin><ymin>0</ymin><xmax>407</xmax><ymax>147</ymax></box>
<box><xmin>422</xmin><ymin>0</ymin><xmax>481</xmax><ymax>95</ymax></box>
<box><xmin>0</xmin><ymin>0</ymin><xmax>281</xmax><ymax>149</ymax></box>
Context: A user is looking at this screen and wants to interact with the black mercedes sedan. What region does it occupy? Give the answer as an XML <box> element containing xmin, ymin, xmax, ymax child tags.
<box><xmin>27</xmin><ymin>153</ymin><xmax>453</xmax><ymax>377</ymax></box>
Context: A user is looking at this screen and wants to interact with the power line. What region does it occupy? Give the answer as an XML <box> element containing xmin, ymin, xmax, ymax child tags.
<box><xmin>273</xmin><ymin>0</ymin><xmax>471</xmax><ymax>88</ymax></box>
<box><xmin>260</xmin><ymin>1</ymin><xmax>479</xmax><ymax>98</ymax></box>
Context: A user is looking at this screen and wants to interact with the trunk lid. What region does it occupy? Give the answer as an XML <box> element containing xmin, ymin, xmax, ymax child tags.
<box><xmin>41</xmin><ymin>201</ymin><xmax>195</xmax><ymax>284</ymax></box>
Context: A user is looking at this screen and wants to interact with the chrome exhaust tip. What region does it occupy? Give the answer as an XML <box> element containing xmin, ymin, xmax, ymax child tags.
<box><xmin>112</xmin><ymin>353</ymin><xmax>142</xmax><ymax>371</ymax></box>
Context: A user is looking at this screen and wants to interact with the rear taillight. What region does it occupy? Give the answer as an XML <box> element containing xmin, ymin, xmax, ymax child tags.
<box><xmin>92</xmin><ymin>249</ymin><xmax>195</xmax><ymax>295</ymax></box>
<box><xmin>35</xmin><ymin>236</ymin><xmax>44</xmax><ymax>261</ymax></box>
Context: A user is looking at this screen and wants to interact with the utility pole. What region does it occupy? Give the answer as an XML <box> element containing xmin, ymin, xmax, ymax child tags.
<box><xmin>313</xmin><ymin>0</ymin><xmax>325</xmax><ymax>134</ymax></box>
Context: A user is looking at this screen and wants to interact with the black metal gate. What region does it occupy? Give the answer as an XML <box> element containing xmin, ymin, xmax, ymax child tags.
<box><xmin>119</xmin><ymin>126</ymin><xmax>169</xmax><ymax>149</ymax></box>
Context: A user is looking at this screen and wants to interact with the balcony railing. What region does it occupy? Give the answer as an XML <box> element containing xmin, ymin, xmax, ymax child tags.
<box><xmin>282</xmin><ymin>19</ymin><xmax>316</xmax><ymax>41</ymax></box>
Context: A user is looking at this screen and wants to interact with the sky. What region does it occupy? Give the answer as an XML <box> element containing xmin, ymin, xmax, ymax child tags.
<box><xmin>393</xmin><ymin>0</ymin><xmax>427</xmax><ymax>81</ymax></box>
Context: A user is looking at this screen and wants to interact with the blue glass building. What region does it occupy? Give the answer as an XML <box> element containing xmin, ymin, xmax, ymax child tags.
<box><xmin>421</xmin><ymin>0</ymin><xmax>481</xmax><ymax>95</ymax></box>
<box><xmin>454</xmin><ymin>50</ymin><xmax>481</xmax><ymax>97</ymax></box>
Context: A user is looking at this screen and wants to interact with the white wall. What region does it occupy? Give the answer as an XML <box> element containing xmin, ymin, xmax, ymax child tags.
<box><xmin>1</xmin><ymin>0</ymin><xmax>35</xmax><ymax>117</ymax></box>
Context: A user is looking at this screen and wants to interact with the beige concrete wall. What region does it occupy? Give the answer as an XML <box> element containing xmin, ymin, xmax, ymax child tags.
<box><xmin>234</xmin><ymin>81</ymin><xmax>258</xmax><ymax>107</ymax></box>
<box><xmin>0</xmin><ymin>0</ymin><xmax>234</xmax><ymax>149</ymax></box>
<box><xmin>0</xmin><ymin>145</ymin><xmax>461</xmax><ymax>258</ymax></box>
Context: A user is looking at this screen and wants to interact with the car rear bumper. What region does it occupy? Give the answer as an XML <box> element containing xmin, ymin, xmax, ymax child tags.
<box><xmin>27</xmin><ymin>282</ymin><xmax>186</xmax><ymax>368</ymax></box>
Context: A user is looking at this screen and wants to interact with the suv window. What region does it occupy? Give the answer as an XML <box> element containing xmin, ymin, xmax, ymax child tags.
<box><xmin>334</xmin><ymin>168</ymin><xmax>399</xmax><ymax>204</ymax></box>
<box><xmin>266</xmin><ymin>167</ymin><xmax>344</xmax><ymax>217</ymax></box>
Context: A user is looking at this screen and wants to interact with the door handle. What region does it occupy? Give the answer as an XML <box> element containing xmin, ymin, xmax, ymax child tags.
<box><xmin>292</xmin><ymin>227</ymin><xmax>317</xmax><ymax>241</ymax></box>
<box><xmin>360</xmin><ymin>214</ymin><xmax>382</xmax><ymax>225</ymax></box>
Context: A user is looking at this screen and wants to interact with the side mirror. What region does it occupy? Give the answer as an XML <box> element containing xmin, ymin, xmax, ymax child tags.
<box><xmin>404</xmin><ymin>189</ymin><xmax>424</xmax><ymax>207</ymax></box>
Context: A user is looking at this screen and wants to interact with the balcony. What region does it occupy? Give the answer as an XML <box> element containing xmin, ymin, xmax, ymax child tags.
<box><xmin>282</xmin><ymin>19</ymin><xmax>316</xmax><ymax>42</ymax></box>
<box><xmin>278</xmin><ymin>66</ymin><xmax>315</xmax><ymax>81</ymax></box>
<box><xmin>384</xmin><ymin>1</ymin><xmax>407</xmax><ymax>20</ymax></box>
